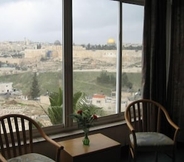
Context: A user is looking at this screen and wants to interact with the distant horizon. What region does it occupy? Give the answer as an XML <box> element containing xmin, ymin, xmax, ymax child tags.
<box><xmin>0</xmin><ymin>38</ymin><xmax>142</xmax><ymax>46</ymax></box>
<box><xmin>0</xmin><ymin>0</ymin><xmax>144</xmax><ymax>45</ymax></box>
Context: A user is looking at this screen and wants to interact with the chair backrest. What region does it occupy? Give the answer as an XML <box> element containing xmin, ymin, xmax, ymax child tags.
<box><xmin>125</xmin><ymin>99</ymin><xmax>168</xmax><ymax>133</ymax></box>
<box><xmin>0</xmin><ymin>114</ymin><xmax>48</xmax><ymax>159</ymax></box>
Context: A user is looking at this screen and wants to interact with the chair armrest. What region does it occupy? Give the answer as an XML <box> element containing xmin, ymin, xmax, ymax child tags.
<box><xmin>125</xmin><ymin>111</ymin><xmax>135</xmax><ymax>132</ymax></box>
<box><xmin>126</xmin><ymin>119</ymin><xmax>135</xmax><ymax>132</ymax></box>
<box><xmin>162</xmin><ymin>108</ymin><xmax>180</xmax><ymax>130</ymax></box>
<box><xmin>0</xmin><ymin>153</ymin><xmax>7</xmax><ymax>162</ymax></box>
<box><xmin>44</xmin><ymin>134</ymin><xmax>63</xmax><ymax>149</ymax></box>
<box><xmin>43</xmin><ymin>135</ymin><xmax>64</xmax><ymax>162</ymax></box>
<box><xmin>167</xmin><ymin>117</ymin><xmax>180</xmax><ymax>142</ymax></box>
<box><xmin>124</xmin><ymin>114</ymin><xmax>137</xmax><ymax>147</ymax></box>
<box><xmin>166</xmin><ymin>116</ymin><xmax>180</xmax><ymax>131</ymax></box>
<box><xmin>161</xmin><ymin>108</ymin><xmax>180</xmax><ymax>141</ymax></box>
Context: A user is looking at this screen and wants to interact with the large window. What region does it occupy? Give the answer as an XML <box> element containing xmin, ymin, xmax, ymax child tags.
<box><xmin>0</xmin><ymin>0</ymin><xmax>63</xmax><ymax>127</ymax></box>
<box><xmin>0</xmin><ymin>0</ymin><xmax>144</xmax><ymax>132</ymax></box>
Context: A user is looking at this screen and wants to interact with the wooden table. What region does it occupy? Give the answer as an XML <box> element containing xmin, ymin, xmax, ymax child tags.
<box><xmin>58</xmin><ymin>133</ymin><xmax>121</xmax><ymax>162</ymax></box>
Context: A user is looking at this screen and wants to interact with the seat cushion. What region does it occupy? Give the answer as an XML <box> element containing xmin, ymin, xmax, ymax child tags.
<box><xmin>8</xmin><ymin>153</ymin><xmax>55</xmax><ymax>162</ymax></box>
<box><xmin>130</xmin><ymin>132</ymin><xmax>174</xmax><ymax>147</ymax></box>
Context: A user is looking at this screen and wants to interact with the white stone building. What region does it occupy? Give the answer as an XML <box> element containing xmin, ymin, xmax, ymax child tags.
<box><xmin>0</xmin><ymin>82</ymin><xmax>13</xmax><ymax>94</ymax></box>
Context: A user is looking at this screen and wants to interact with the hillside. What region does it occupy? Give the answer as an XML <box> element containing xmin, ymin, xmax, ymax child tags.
<box><xmin>0</xmin><ymin>71</ymin><xmax>141</xmax><ymax>97</ymax></box>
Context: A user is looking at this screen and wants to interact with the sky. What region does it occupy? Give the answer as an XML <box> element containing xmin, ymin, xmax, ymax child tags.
<box><xmin>0</xmin><ymin>0</ymin><xmax>144</xmax><ymax>45</ymax></box>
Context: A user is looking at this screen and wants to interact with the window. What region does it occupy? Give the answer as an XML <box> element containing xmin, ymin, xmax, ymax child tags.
<box><xmin>0</xmin><ymin>0</ymin><xmax>63</xmax><ymax>127</ymax></box>
<box><xmin>0</xmin><ymin>0</ymin><xmax>143</xmax><ymax>133</ymax></box>
<box><xmin>121</xmin><ymin>3</ymin><xmax>144</xmax><ymax>112</ymax></box>
<box><xmin>73</xmin><ymin>0</ymin><xmax>118</xmax><ymax>117</ymax></box>
<box><xmin>71</xmin><ymin>0</ymin><xmax>144</xmax><ymax>123</ymax></box>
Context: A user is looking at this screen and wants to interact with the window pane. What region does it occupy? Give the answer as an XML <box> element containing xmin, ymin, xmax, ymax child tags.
<box><xmin>121</xmin><ymin>3</ymin><xmax>143</xmax><ymax>112</ymax></box>
<box><xmin>0</xmin><ymin>0</ymin><xmax>62</xmax><ymax>127</ymax></box>
<box><xmin>73</xmin><ymin>0</ymin><xmax>118</xmax><ymax>117</ymax></box>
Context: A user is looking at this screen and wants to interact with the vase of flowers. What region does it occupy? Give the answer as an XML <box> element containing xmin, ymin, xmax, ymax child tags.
<box><xmin>71</xmin><ymin>107</ymin><xmax>98</xmax><ymax>145</ymax></box>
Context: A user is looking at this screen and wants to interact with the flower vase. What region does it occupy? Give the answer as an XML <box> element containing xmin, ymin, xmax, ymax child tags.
<box><xmin>83</xmin><ymin>130</ymin><xmax>90</xmax><ymax>145</ymax></box>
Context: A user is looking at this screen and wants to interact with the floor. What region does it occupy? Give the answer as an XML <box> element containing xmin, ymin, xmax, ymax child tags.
<box><xmin>120</xmin><ymin>143</ymin><xmax>184</xmax><ymax>162</ymax></box>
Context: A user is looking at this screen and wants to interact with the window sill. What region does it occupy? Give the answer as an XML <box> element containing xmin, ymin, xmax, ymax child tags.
<box><xmin>33</xmin><ymin>119</ymin><xmax>128</xmax><ymax>148</ymax></box>
<box><xmin>50</xmin><ymin>120</ymin><xmax>127</xmax><ymax>141</ymax></box>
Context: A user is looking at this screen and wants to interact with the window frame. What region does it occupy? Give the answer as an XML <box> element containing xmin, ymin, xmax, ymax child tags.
<box><xmin>113</xmin><ymin>0</ymin><xmax>144</xmax><ymax>6</ymax></box>
<box><xmin>42</xmin><ymin>0</ymin><xmax>144</xmax><ymax>135</ymax></box>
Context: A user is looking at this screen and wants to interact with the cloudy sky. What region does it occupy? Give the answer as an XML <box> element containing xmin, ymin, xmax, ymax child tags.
<box><xmin>0</xmin><ymin>0</ymin><xmax>144</xmax><ymax>45</ymax></box>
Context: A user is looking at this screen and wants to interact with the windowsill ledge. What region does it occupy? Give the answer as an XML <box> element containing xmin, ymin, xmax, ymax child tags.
<box><xmin>33</xmin><ymin>119</ymin><xmax>128</xmax><ymax>147</ymax></box>
<box><xmin>49</xmin><ymin>120</ymin><xmax>127</xmax><ymax>141</ymax></box>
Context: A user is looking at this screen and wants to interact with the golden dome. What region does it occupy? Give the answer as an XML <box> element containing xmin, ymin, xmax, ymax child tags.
<box><xmin>107</xmin><ymin>38</ymin><xmax>115</xmax><ymax>44</ymax></box>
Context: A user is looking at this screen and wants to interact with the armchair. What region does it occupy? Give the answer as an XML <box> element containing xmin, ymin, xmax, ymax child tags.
<box><xmin>0</xmin><ymin>114</ymin><xmax>63</xmax><ymax>162</ymax></box>
<box><xmin>124</xmin><ymin>99</ymin><xmax>180</xmax><ymax>162</ymax></box>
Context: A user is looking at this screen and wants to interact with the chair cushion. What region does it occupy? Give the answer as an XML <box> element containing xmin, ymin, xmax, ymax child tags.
<box><xmin>130</xmin><ymin>132</ymin><xmax>174</xmax><ymax>146</ymax></box>
<box><xmin>8</xmin><ymin>153</ymin><xmax>55</xmax><ymax>162</ymax></box>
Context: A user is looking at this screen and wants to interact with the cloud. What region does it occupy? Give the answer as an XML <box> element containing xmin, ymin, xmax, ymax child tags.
<box><xmin>73</xmin><ymin>0</ymin><xmax>144</xmax><ymax>44</ymax></box>
<box><xmin>0</xmin><ymin>0</ymin><xmax>62</xmax><ymax>43</ymax></box>
<box><xmin>0</xmin><ymin>0</ymin><xmax>144</xmax><ymax>44</ymax></box>
<box><xmin>73</xmin><ymin>0</ymin><xmax>118</xmax><ymax>44</ymax></box>
<box><xmin>122</xmin><ymin>3</ymin><xmax>144</xmax><ymax>43</ymax></box>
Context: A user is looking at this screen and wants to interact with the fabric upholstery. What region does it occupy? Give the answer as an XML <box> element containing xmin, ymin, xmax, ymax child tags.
<box><xmin>130</xmin><ymin>132</ymin><xmax>174</xmax><ymax>146</ymax></box>
<box><xmin>7</xmin><ymin>153</ymin><xmax>55</xmax><ymax>162</ymax></box>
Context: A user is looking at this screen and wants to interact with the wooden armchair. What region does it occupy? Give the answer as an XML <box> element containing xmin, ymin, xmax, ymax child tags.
<box><xmin>124</xmin><ymin>99</ymin><xmax>180</xmax><ymax>162</ymax></box>
<box><xmin>0</xmin><ymin>114</ymin><xmax>64</xmax><ymax>162</ymax></box>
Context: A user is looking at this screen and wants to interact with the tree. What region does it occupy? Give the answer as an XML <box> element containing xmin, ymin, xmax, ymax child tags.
<box><xmin>42</xmin><ymin>88</ymin><xmax>104</xmax><ymax>125</ymax></box>
<box><xmin>122</xmin><ymin>72</ymin><xmax>133</xmax><ymax>88</ymax></box>
<box><xmin>30</xmin><ymin>72</ymin><xmax>40</xmax><ymax>99</ymax></box>
<box><xmin>47</xmin><ymin>87</ymin><xmax>63</xmax><ymax>124</ymax></box>
<box><xmin>73</xmin><ymin>91</ymin><xmax>103</xmax><ymax>115</ymax></box>
<box><xmin>97</xmin><ymin>71</ymin><xmax>116</xmax><ymax>85</ymax></box>
<box><xmin>97</xmin><ymin>71</ymin><xmax>132</xmax><ymax>88</ymax></box>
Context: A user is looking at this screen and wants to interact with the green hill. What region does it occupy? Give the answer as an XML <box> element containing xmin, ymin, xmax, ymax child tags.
<box><xmin>0</xmin><ymin>71</ymin><xmax>141</xmax><ymax>97</ymax></box>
